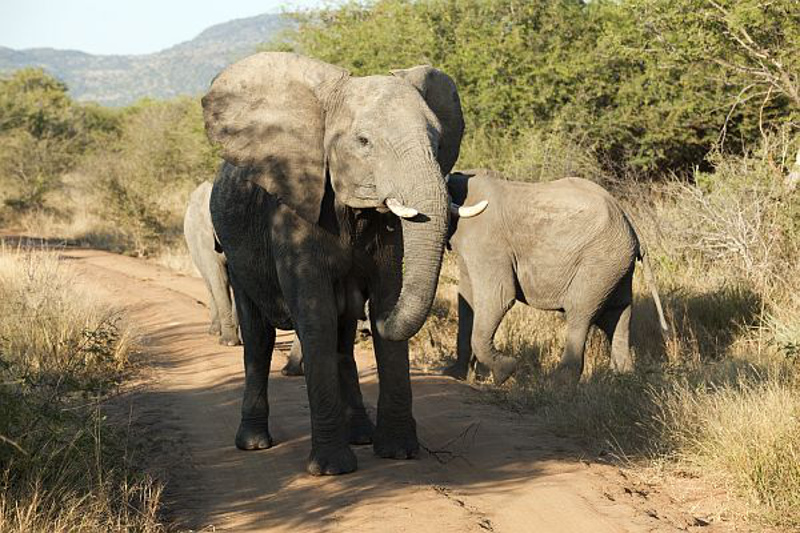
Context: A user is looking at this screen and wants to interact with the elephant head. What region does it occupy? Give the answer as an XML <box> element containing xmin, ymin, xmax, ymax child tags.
<box><xmin>202</xmin><ymin>52</ymin><xmax>465</xmax><ymax>341</ymax></box>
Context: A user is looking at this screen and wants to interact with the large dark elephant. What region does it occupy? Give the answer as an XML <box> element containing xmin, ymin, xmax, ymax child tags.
<box><xmin>203</xmin><ymin>52</ymin><xmax>470</xmax><ymax>475</ymax></box>
<box><xmin>444</xmin><ymin>170</ymin><xmax>668</xmax><ymax>384</ymax></box>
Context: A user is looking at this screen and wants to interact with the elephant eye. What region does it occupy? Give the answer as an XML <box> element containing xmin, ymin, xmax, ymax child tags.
<box><xmin>357</xmin><ymin>135</ymin><xmax>370</xmax><ymax>147</ymax></box>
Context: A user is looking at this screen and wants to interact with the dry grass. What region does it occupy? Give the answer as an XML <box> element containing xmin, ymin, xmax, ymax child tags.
<box><xmin>149</xmin><ymin>241</ymin><xmax>198</xmax><ymax>277</ymax></box>
<box><xmin>0</xmin><ymin>245</ymin><xmax>165</xmax><ymax>532</ymax></box>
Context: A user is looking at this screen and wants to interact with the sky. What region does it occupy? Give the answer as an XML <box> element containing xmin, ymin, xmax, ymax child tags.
<box><xmin>1</xmin><ymin>0</ymin><xmax>328</xmax><ymax>55</ymax></box>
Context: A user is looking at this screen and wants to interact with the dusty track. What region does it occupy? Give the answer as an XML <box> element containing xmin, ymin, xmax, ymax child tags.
<box><xmin>55</xmin><ymin>248</ymin><xmax>727</xmax><ymax>532</ymax></box>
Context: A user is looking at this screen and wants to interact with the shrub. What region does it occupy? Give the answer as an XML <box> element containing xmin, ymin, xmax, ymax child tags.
<box><xmin>82</xmin><ymin>97</ymin><xmax>217</xmax><ymax>256</ymax></box>
<box><xmin>0</xmin><ymin>69</ymin><xmax>120</xmax><ymax>217</ymax></box>
<box><xmin>0</xmin><ymin>246</ymin><xmax>163</xmax><ymax>532</ymax></box>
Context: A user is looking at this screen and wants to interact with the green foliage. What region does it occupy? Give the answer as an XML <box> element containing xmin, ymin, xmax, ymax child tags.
<box><xmin>83</xmin><ymin>97</ymin><xmax>217</xmax><ymax>256</ymax></box>
<box><xmin>275</xmin><ymin>0</ymin><xmax>799</xmax><ymax>176</ymax></box>
<box><xmin>0</xmin><ymin>69</ymin><xmax>121</xmax><ymax>214</ymax></box>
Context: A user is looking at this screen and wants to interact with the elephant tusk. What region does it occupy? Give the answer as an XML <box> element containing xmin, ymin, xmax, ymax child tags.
<box><xmin>385</xmin><ymin>198</ymin><xmax>419</xmax><ymax>219</ymax></box>
<box><xmin>450</xmin><ymin>200</ymin><xmax>488</xmax><ymax>218</ymax></box>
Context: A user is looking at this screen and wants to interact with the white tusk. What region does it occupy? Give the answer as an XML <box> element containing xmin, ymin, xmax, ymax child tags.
<box><xmin>450</xmin><ymin>200</ymin><xmax>488</xmax><ymax>218</ymax></box>
<box><xmin>385</xmin><ymin>198</ymin><xmax>419</xmax><ymax>219</ymax></box>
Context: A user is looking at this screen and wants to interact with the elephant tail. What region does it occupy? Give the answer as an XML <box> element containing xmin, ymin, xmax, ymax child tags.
<box><xmin>626</xmin><ymin>213</ymin><xmax>669</xmax><ymax>334</ymax></box>
<box><xmin>638</xmin><ymin>248</ymin><xmax>669</xmax><ymax>334</ymax></box>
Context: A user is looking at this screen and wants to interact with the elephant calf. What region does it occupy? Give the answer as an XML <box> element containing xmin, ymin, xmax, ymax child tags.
<box><xmin>184</xmin><ymin>181</ymin><xmax>240</xmax><ymax>346</ymax></box>
<box><xmin>445</xmin><ymin>170</ymin><xmax>667</xmax><ymax>384</ymax></box>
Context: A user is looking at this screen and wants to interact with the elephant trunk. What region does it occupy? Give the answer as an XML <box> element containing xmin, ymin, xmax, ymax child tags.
<box><xmin>376</xmin><ymin>163</ymin><xmax>449</xmax><ymax>342</ymax></box>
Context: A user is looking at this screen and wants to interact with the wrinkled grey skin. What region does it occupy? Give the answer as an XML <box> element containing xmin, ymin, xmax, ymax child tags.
<box><xmin>203</xmin><ymin>53</ymin><xmax>463</xmax><ymax>475</ymax></box>
<box><xmin>281</xmin><ymin>308</ymin><xmax>372</xmax><ymax>377</ymax></box>
<box><xmin>444</xmin><ymin>170</ymin><xmax>668</xmax><ymax>384</ymax></box>
<box><xmin>184</xmin><ymin>181</ymin><xmax>240</xmax><ymax>346</ymax></box>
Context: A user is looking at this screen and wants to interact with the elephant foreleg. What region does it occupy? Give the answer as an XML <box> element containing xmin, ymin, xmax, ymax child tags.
<box><xmin>443</xmin><ymin>266</ymin><xmax>474</xmax><ymax>380</ymax></box>
<box><xmin>276</xmin><ymin>250</ymin><xmax>356</xmax><ymax>475</ymax></box>
<box><xmin>233</xmin><ymin>288</ymin><xmax>275</xmax><ymax>451</ymax></box>
<box><xmin>470</xmin><ymin>283</ymin><xmax>517</xmax><ymax>385</ymax></box>
<box><xmin>368</xmin><ymin>304</ymin><xmax>418</xmax><ymax>459</ymax></box>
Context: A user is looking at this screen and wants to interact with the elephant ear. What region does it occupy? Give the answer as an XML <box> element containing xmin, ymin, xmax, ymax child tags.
<box><xmin>391</xmin><ymin>65</ymin><xmax>465</xmax><ymax>175</ymax></box>
<box><xmin>202</xmin><ymin>52</ymin><xmax>348</xmax><ymax>224</ymax></box>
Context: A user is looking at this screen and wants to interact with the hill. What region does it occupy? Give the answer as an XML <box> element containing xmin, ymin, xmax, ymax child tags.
<box><xmin>0</xmin><ymin>13</ymin><xmax>291</xmax><ymax>106</ymax></box>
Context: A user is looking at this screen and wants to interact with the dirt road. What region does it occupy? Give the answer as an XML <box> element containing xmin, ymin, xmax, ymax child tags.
<box><xmin>58</xmin><ymin>248</ymin><xmax>723</xmax><ymax>532</ymax></box>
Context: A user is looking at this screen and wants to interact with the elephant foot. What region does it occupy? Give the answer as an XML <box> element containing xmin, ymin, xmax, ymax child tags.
<box><xmin>280</xmin><ymin>360</ymin><xmax>304</xmax><ymax>377</ymax></box>
<box><xmin>219</xmin><ymin>330</ymin><xmax>241</xmax><ymax>347</ymax></box>
<box><xmin>235</xmin><ymin>418</ymin><xmax>273</xmax><ymax>450</ymax></box>
<box><xmin>490</xmin><ymin>355</ymin><xmax>517</xmax><ymax>386</ymax></box>
<box><xmin>208</xmin><ymin>322</ymin><xmax>222</xmax><ymax>336</ymax></box>
<box><xmin>348</xmin><ymin>413</ymin><xmax>375</xmax><ymax>445</ymax></box>
<box><xmin>373</xmin><ymin>422</ymin><xmax>419</xmax><ymax>460</ymax></box>
<box><xmin>442</xmin><ymin>361</ymin><xmax>468</xmax><ymax>380</ymax></box>
<box><xmin>307</xmin><ymin>445</ymin><xmax>357</xmax><ymax>476</ymax></box>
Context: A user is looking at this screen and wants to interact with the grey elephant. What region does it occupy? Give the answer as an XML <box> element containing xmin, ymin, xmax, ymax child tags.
<box><xmin>184</xmin><ymin>181</ymin><xmax>240</xmax><ymax>346</ymax></box>
<box><xmin>202</xmin><ymin>52</ymin><xmax>476</xmax><ymax>475</ymax></box>
<box><xmin>444</xmin><ymin>170</ymin><xmax>668</xmax><ymax>384</ymax></box>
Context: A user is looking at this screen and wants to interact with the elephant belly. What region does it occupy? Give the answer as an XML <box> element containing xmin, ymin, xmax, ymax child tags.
<box><xmin>515</xmin><ymin>261</ymin><xmax>571</xmax><ymax>311</ymax></box>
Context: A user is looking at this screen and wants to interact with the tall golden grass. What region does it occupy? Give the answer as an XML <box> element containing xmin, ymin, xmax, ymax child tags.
<box><xmin>0</xmin><ymin>245</ymin><xmax>164</xmax><ymax>532</ymax></box>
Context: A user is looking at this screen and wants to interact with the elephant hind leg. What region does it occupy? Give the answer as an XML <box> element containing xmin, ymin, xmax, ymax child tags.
<box><xmin>205</xmin><ymin>279</ymin><xmax>222</xmax><ymax>336</ymax></box>
<box><xmin>596</xmin><ymin>304</ymin><xmax>633</xmax><ymax>372</ymax></box>
<box><xmin>208</xmin><ymin>261</ymin><xmax>240</xmax><ymax>346</ymax></box>
<box><xmin>336</xmin><ymin>317</ymin><xmax>374</xmax><ymax>446</ymax></box>
<box><xmin>281</xmin><ymin>337</ymin><xmax>304</xmax><ymax>376</ymax></box>
<box><xmin>556</xmin><ymin>314</ymin><xmax>591</xmax><ymax>381</ymax></box>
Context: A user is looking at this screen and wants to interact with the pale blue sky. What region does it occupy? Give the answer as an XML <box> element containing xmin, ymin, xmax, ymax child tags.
<box><xmin>1</xmin><ymin>0</ymin><xmax>328</xmax><ymax>55</ymax></box>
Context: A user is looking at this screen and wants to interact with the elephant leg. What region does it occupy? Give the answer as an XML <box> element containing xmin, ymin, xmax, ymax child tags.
<box><xmin>233</xmin><ymin>288</ymin><xmax>275</xmax><ymax>450</ymax></box>
<box><xmin>443</xmin><ymin>262</ymin><xmax>473</xmax><ymax>381</ymax></box>
<box><xmin>279</xmin><ymin>271</ymin><xmax>355</xmax><ymax>475</ymax></box>
<box><xmin>206</xmin><ymin>280</ymin><xmax>222</xmax><ymax>336</ymax></box>
<box><xmin>207</xmin><ymin>260</ymin><xmax>240</xmax><ymax>346</ymax></box>
<box><xmin>281</xmin><ymin>337</ymin><xmax>304</xmax><ymax>376</ymax></box>
<box><xmin>597</xmin><ymin>304</ymin><xmax>633</xmax><ymax>372</ymax></box>
<box><xmin>556</xmin><ymin>313</ymin><xmax>592</xmax><ymax>380</ymax></box>
<box><xmin>337</xmin><ymin>316</ymin><xmax>374</xmax><ymax>445</ymax></box>
<box><xmin>470</xmin><ymin>283</ymin><xmax>517</xmax><ymax>385</ymax></box>
<box><xmin>367</xmin><ymin>291</ymin><xmax>418</xmax><ymax>460</ymax></box>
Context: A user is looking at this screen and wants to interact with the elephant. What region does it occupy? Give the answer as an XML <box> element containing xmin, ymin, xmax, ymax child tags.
<box><xmin>443</xmin><ymin>169</ymin><xmax>668</xmax><ymax>384</ymax></box>
<box><xmin>202</xmin><ymin>52</ymin><xmax>477</xmax><ymax>475</ymax></box>
<box><xmin>183</xmin><ymin>181</ymin><xmax>240</xmax><ymax>346</ymax></box>
<box><xmin>281</xmin><ymin>307</ymin><xmax>372</xmax><ymax>377</ymax></box>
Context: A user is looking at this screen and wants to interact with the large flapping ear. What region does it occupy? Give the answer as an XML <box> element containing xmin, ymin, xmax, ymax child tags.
<box><xmin>202</xmin><ymin>52</ymin><xmax>348</xmax><ymax>224</ymax></box>
<box><xmin>391</xmin><ymin>66</ymin><xmax>465</xmax><ymax>175</ymax></box>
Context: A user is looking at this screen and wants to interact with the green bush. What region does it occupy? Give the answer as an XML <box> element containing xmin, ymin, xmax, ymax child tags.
<box><xmin>0</xmin><ymin>69</ymin><xmax>120</xmax><ymax>215</ymax></box>
<box><xmin>82</xmin><ymin>97</ymin><xmax>217</xmax><ymax>256</ymax></box>
<box><xmin>275</xmin><ymin>0</ymin><xmax>798</xmax><ymax>176</ymax></box>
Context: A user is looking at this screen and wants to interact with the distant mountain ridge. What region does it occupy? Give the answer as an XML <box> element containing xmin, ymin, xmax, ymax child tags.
<box><xmin>0</xmin><ymin>13</ymin><xmax>292</xmax><ymax>106</ymax></box>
